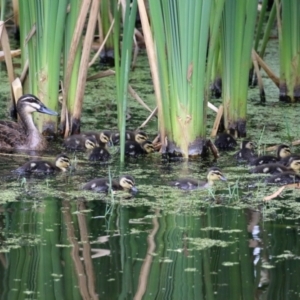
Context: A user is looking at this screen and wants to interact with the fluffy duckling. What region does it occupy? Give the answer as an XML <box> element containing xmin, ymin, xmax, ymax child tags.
<box><xmin>82</xmin><ymin>175</ymin><xmax>137</xmax><ymax>193</ymax></box>
<box><xmin>279</xmin><ymin>154</ymin><xmax>300</xmax><ymax>166</ymax></box>
<box><xmin>89</xmin><ymin>146</ymin><xmax>111</xmax><ymax>161</ymax></box>
<box><xmin>250</xmin><ymin>158</ymin><xmax>300</xmax><ymax>175</ymax></box>
<box><xmin>214</xmin><ymin>133</ymin><xmax>237</xmax><ymax>150</ymax></box>
<box><xmin>169</xmin><ymin>167</ymin><xmax>227</xmax><ymax>190</ymax></box>
<box><xmin>82</xmin><ymin>130</ymin><xmax>111</xmax><ymax>147</ymax></box>
<box><xmin>235</xmin><ymin>141</ymin><xmax>256</xmax><ymax>162</ymax></box>
<box><xmin>266</xmin><ymin>172</ymin><xmax>300</xmax><ymax>185</ymax></box>
<box><xmin>15</xmin><ymin>154</ymin><xmax>71</xmax><ymax>174</ymax></box>
<box><xmin>125</xmin><ymin>140</ymin><xmax>155</xmax><ymax>157</ymax></box>
<box><xmin>111</xmin><ymin>130</ymin><xmax>148</xmax><ymax>145</ymax></box>
<box><xmin>63</xmin><ymin>135</ymin><xmax>98</xmax><ymax>151</ymax></box>
<box><xmin>249</xmin><ymin>144</ymin><xmax>291</xmax><ymax>166</ymax></box>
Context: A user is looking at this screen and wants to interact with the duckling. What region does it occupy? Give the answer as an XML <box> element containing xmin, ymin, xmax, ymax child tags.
<box><xmin>125</xmin><ymin>140</ymin><xmax>155</xmax><ymax>157</ymax></box>
<box><xmin>82</xmin><ymin>130</ymin><xmax>111</xmax><ymax>147</ymax></box>
<box><xmin>169</xmin><ymin>167</ymin><xmax>227</xmax><ymax>190</ymax></box>
<box><xmin>63</xmin><ymin>135</ymin><xmax>98</xmax><ymax>151</ymax></box>
<box><xmin>111</xmin><ymin>130</ymin><xmax>148</xmax><ymax>145</ymax></box>
<box><xmin>89</xmin><ymin>146</ymin><xmax>111</xmax><ymax>161</ymax></box>
<box><xmin>15</xmin><ymin>154</ymin><xmax>71</xmax><ymax>174</ymax></box>
<box><xmin>214</xmin><ymin>133</ymin><xmax>237</xmax><ymax>150</ymax></box>
<box><xmin>0</xmin><ymin>94</ymin><xmax>58</xmax><ymax>150</ymax></box>
<box><xmin>82</xmin><ymin>175</ymin><xmax>137</xmax><ymax>193</ymax></box>
<box><xmin>279</xmin><ymin>154</ymin><xmax>300</xmax><ymax>166</ymax></box>
<box><xmin>235</xmin><ymin>141</ymin><xmax>256</xmax><ymax>162</ymax></box>
<box><xmin>249</xmin><ymin>144</ymin><xmax>291</xmax><ymax>166</ymax></box>
<box><xmin>265</xmin><ymin>172</ymin><xmax>300</xmax><ymax>185</ymax></box>
<box><xmin>250</xmin><ymin>158</ymin><xmax>300</xmax><ymax>174</ymax></box>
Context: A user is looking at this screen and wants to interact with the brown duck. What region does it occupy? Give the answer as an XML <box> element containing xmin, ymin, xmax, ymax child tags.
<box><xmin>0</xmin><ymin>94</ymin><xmax>58</xmax><ymax>150</ymax></box>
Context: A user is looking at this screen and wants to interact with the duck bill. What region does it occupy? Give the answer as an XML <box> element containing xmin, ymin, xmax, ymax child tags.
<box><xmin>131</xmin><ymin>186</ymin><xmax>138</xmax><ymax>193</ymax></box>
<box><xmin>220</xmin><ymin>176</ymin><xmax>227</xmax><ymax>181</ymax></box>
<box><xmin>38</xmin><ymin>105</ymin><xmax>58</xmax><ymax>116</ymax></box>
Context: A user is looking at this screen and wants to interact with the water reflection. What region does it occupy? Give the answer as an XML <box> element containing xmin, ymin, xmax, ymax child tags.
<box><xmin>1</xmin><ymin>179</ymin><xmax>300</xmax><ymax>299</ymax></box>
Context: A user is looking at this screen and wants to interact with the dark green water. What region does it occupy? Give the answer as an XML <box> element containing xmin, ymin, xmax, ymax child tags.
<box><xmin>1</xmin><ymin>40</ymin><xmax>300</xmax><ymax>299</ymax></box>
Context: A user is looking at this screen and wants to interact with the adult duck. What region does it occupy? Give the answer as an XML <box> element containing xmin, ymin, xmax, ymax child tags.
<box><xmin>0</xmin><ymin>94</ymin><xmax>58</xmax><ymax>150</ymax></box>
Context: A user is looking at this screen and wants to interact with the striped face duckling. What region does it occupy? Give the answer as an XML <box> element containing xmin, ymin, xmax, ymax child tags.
<box><xmin>15</xmin><ymin>154</ymin><xmax>71</xmax><ymax>174</ymax></box>
<box><xmin>125</xmin><ymin>140</ymin><xmax>155</xmax><ymax>157</ymax></box>
<box><xmin>0</xmin><ymin>94</ymin><xmax>58</xmax><ymax>150</ymax></box>
<box><xmin>250</xmin><ymin>158</ymin><xmax>300</xmax><ymax>175</ymax></box>
<box><xmin>214</xmin><ymin>133</ymin><xmax>237</xmax><ymax>151</ymax></box>
<box><xmin>169</xmin><ymin>167</ymin><xmax>227</xmax><ymax>190</ymax></box>
<box><xmin>63</xmin><ymin>135</ymin><xmax>98</xmax><ymax>151</ymax></box>
<box><xmin>82</xmin><ymin>130</ymin><xmax>111</xmax><ymax>147</ymax></box>
<box><xmin>249</xmin><ymin>144</ymin><xmax>291</xmax><ymax>166</ymax></box>
<box><xmin>235</xmin><ymin>141</ymin><xmax>256</xmax><ymax>162</ymax></box>
<box><xmin>111</xmin><ymin>130</ymin><xmax>148</xmax><ymax>145</ymax></box>
<box><xmin>82</xmin><ymin>175</ymin><xmax>137</xmax><ymax>193</ymax></box>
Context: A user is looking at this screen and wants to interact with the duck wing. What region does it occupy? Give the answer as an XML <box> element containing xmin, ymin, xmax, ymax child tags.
<box><xmin>82</xmin><ymin>178</ymin><xmax>110</xmax><ymax>192</ymax></box>
<box><xmin>0</xmin><ymin>122</ymin><xmax>25</xmax><ymax>148</ymax></box>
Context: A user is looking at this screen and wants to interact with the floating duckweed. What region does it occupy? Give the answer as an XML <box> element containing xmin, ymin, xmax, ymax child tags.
<box><xmin>221</xmin><ymin>229</ymin><xmax>243</xmax><ymax>233</ymax></box>
<box><xmin>276</xmin><ymin>250</ymin><xmax>295</xmax><ymax>260</ymax></box>
<box><xmin>159</xmin><ymin>258</ymin><xmax>173</xmax><ymax>263</ymax></box>
<box><xmin>51</xmin><ymin>273</ymin><xmax>63</xmax><ymax>278</ymax></box>
<box><xmin>222</xmin><ymin>262</ymin><xmax>239</xmax><ymax>266</ymax></box>
<box><xmin>262</xmin><ymin>262</ymin><xmax>275</xmax><ymax>269</ymax></box>
<box><xmin>56</xmin><ymin>244</ymin><xmax>74</xmax><ymax>248</ymax></box>
<box><xmin>23</xmin><ymin>290</ymin><xmax>35</xmax><ymax>295</ymax></box>
<box><xmin>201</xmin><ymin>227</ymin><xmax>223</xmax><ymax>231</ymax></box>
<box><xmin>187</xmin><ymin>238</ymin><xmax>230</xmax><ymax>250</ymax></box>
<box><xmin>0</xmin><ymin>190</ymin><xmax>19</xmax><ymax>204</ymax></box>
<box><xmin>130</xmin><ymin>228</ymin><xmax>142</xmax><ymax>234</ymax></box>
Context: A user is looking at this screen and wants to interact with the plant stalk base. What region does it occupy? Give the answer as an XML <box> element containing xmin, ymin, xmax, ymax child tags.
<box><xmin>228</xmin><ymin>119</ymin><xmax>247</xmax><ymax>137</ymax></box>
<box><xmin>162</xmin><ymin>138</ymin><xmax>209</xmax><ymax>159</ymax></box>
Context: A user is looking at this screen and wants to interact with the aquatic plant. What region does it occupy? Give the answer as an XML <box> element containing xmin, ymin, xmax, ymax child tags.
<box><xmin>18</xmin><ymin>0</ymin><xmax>69</xmax><ymax>132</ymax></box>
<box><xmin>17</xmin><ymin>0</ymin><xmax>103</xmax><ymax>135</ymax></box>
<box><xmin>99</xmin><ymin>0</ymin><xmax>115</xmax><ymax>64</ymax></box>
<box><xmin>254</xmin><ymin>0</ymin><xmax>276</xmax><ymax>60</ymax></box>
<box><xmin>60</xmin><ymin>0</ymin><xmax>82</xmax><ymax>136</ymax></box>
<box><xmin>140</xmin><ymin>0</ymin><xmax>224</xmax><ymax>158</ymax></box>
<box><xmin>220</xmin><ymin>0</ymin><xmax>258</xmax><ymax>137</ymax></box>
<box><xmin>113</xmin><ymin>0</ymin><xmax>138</xmax><ymax>162</ymax></box>
<box><xmin>276</xmin><ymin>0</ymin><xmax>300</xmax><ymax>102</ymax></box>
